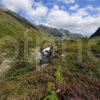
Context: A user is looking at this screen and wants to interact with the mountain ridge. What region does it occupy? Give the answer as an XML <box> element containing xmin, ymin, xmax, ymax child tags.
<box><xmin>37</xmin><ymin>25</ymin><xmax>84</xmax><ymax>39</ymax></box>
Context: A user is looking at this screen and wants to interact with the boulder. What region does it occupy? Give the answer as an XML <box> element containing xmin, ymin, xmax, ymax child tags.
<box><xmin>40</xmin><ymin>46</ymin><xmax>54</xmax><ymax>65</ymax></box>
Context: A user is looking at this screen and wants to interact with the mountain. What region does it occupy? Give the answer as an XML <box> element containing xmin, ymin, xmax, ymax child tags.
<box><xmin>90</xmin><ymin>27</ymin><xmax>100</xmax><ymax>38</ymax></box>
<box><xmin>38</xmin><ymin>25</ymin><xmax>84</xmax><ymax>39</ymax></box>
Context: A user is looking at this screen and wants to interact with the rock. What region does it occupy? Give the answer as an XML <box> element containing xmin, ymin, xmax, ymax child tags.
<box><xmin>40</xmin><ymin>46</ymin><xmax>54</xmax><ymax>65</ymax></box>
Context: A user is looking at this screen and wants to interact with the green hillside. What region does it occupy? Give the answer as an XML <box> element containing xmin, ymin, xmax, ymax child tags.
<box><xmin>0</xmin><ymin>8</ymin><xmax>43</xmax><ymax>37</ymax></box>
<box><xmin>0</xmin><ymin>8</ymin><xmax>55</xmax><ymax>44</ymax></box>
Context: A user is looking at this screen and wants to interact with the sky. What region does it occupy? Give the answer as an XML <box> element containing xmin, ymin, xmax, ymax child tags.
<box><xmin>0</xmin><ymin>0</ymin><xmax>100</xmax><ymax>36</ymax></box>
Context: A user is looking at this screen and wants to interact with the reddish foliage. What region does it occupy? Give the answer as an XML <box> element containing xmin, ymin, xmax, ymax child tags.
<box><xmin>1</xmin><ymin>66</ymin><xmax>100</xmax><ymax>99</ymax></box>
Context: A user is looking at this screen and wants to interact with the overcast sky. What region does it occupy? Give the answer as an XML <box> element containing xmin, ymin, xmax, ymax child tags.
<box><xmin>0</xmin><ymin>0</ymin><xmax>100</xmax><ymax>36</ymax></box>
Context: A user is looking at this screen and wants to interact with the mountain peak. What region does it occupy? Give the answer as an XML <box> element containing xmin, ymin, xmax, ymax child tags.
<box><xmin>90</xmin><ymin>27</ymin><xmax>100</xmax><ymax>38</ymax></box>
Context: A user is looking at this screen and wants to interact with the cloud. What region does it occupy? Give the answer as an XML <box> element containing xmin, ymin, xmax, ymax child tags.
<box><xmin>88</xmin><ymin>0</ymin><xmax>95</xmax><ymax>1</ymax></box>
<box><xmin>53</xmin><ymin>5</ymin><xmax>60</xmax><ymax>10</ymax></box>
<box><xmin>1</xmin><ymin>0</ymin><xmax>33</xmax><ymax>12</ymax></box>
<box><xmin>45</xmin><ymin>5</ymin><xmax>100</xmax><ymax>36</ymax></box>
<box><xmin>1</xmin><ymin>0</ymin><xmax>48</xmax><ymax>19</ymax></box>
<box><xmin>47</xmin><ymin>5</ymin><xmax>82</xmax><ymax>28</ymax></box>
<box><xmin>29</xmin><ymin>5</ymin><xmax>48</xmax><ymax>19</ymax></box>
<box><xmin>86</xmin><ymin>5</ymin><xmax>100</xmax><ymax>14</ymax></box>
<box><xmin>63</xmin><ymin>0</ymin><xmax>75</xmax><ymax>4</ymax></box>
<box><xmin>68</xmin><ymin>16</ymin><xmax>100</xmax><ymax>36</ymax></box>
<box><xmin>70</xmin><ymin>4</ymin><xmax>79</xmax><ymax>10</ymax></box>
<box><xmin>73</xmin><ymin>8</ymin><xmax>89</xmax><ymax>17</ymax></box>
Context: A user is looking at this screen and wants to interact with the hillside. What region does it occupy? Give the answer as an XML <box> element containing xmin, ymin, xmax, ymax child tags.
<box><xmin>0</xmin><ymin>8</ymin><xmax>54</xmax><ymax>73</ymax></box>
<box><xmin>38</xmin><ymin>25</ymin><xmax>84</xmax><ymax>39</ymax></box>
<box><xmin>90</xmin><ymin>27</ymin><xmax>100</xmax><ymax>38</ymax></box>
<box><xmin>0</xmin><ymin>8</ymin><xmax>50</xmax><ymax>39</ymax></box>
<box><xmin>0</xmin><ymin>8</ymin><xmax>100</xmax><ymax>99</ymax></box>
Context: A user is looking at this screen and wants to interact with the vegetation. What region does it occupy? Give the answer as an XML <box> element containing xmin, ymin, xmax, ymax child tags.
<box><xmin>0</xmin><ymin>8</ymin><xmax>100</xmax><ymax>99</ymax></box>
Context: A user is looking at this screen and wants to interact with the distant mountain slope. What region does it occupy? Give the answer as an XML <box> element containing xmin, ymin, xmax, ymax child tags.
<box><xmin>90</xmin><ymin>27</ymin><xmax>100</xmax><ymax>38</ymax></box>
<box><xmin>38</xmin><ymin>25</ymin><xmax>84</xmax><ymax>39</ymax></box>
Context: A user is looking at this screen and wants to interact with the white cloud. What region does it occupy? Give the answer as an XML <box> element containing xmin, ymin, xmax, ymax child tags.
<box><xmin>68</xmin><ymin>16</ymin><xmax>100</xmax><ymax>36</ymax></box>
<box><xmin>1</xmin><ymin>0</ymin><xmax>48</xmax><ymax>19</ymax></box>
<box><xmin>45</xmin><ymin>5</ymin><xmax>100</xmax><ymax>36</ymax></box>
<box><xmin>29</xmin><ymin>5</ymin><xmax>48</xmax><ymax>19</ymax></box>
<box><xmin>63</xmin><ymin>0</ymin><xmax>75</xmax><ymax>4</ymax></box>
<box><xmin>88</xmin><ymin>0</ymin><xmax>95</xmax><ymax>1</ymax></box>
<box><xmin>53</xmin><ymin>5</ymin><xmax>60</xmax><ymax>10</ymax></box>
<box><xmin>86</xmin><ymin>5</ymin><xmax>100</xmax><ymax>14</ymax></box>
<box><xmin>47</xmin><ymin>6</ymin><xmax>82</xmax><ymax>28</ymax></box>
<box><xmin>70</xmin><ymin>4</ymin><xmax>79</xmax><ymax>10</ymax></box>
<box><xmin>86</xmin><ymin>5</ymin><xmax>95</xmax><ymax>11</ymax></box>
<box><xmin>73</xmin><ymin>8</ymin><xmax>89</xmax><ymax>17</ymax></box>
<box><xmin>1</xmin><ymin>0</ymin><xmax>33</xmax><ymax>12</ymax></box>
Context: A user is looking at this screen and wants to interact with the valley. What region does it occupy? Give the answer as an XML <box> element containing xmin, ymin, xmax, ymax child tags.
<box><xmin>0</xmin><ymin>8</ymin><xmax>100</xmax><ymax>100</ymax></box>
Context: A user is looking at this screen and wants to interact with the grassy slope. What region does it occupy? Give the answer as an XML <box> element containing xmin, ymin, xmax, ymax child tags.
<box><xmin>0</xmin><ymin>8</ymin><xmax>51</xmax><ymax>40</ymax></box>
<box><xmin>0</xmin><ymin>9</ymin><xmax>100</xmax><ymax>99</ymax></box>
<box><xmin>0</xmin><ymin>8</ymin><xmax>54</xmax><ymax>57</ymax></box>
